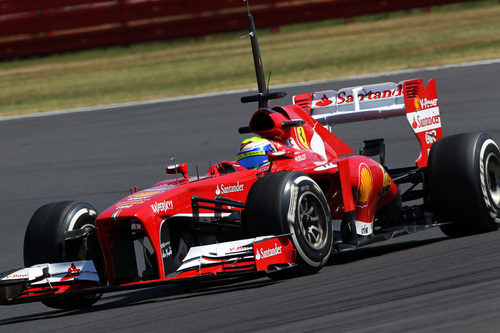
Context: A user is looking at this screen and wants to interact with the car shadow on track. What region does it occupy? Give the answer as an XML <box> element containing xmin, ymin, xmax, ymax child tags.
<box><xmin>327</xmin><ymin>236</ymin><xmax>448</xmax><ymax>266</ymax></box>
<box><xmin>0</xmin><ymin>276</ymin><xmax>277</xmax><ymax>326</ymax></box>
<box><xmin>0</xmin><ymin>236</ymin><xmax>449</xmax><ymax>325</ymax></box>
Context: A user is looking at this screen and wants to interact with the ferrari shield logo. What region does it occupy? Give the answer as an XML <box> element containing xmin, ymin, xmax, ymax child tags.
<box><xmin>296</xmin><ymin>126</ymin><xmax>310</xmax><ymax>149</ymax></box>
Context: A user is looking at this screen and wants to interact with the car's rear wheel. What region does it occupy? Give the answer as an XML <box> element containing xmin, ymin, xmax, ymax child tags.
<box><xmin>427</xmin><ymin>133</ymin><xmax>500</xmax><ymax>237</ymax></box>
<box><xmin>24</xmin><ymin>201</ymin><xmax>104</xmax><ymax>310</ymax></box>
<box><xmin>243</xmin><ymin>171</ymin><xmax>333</xmax><ymax>276</ymax></box>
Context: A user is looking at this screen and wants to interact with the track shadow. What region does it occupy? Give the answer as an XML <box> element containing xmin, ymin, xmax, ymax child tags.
<box><xmin>328</xmin><ymin>236</ymin><xmax>448</xmax><ymax>266</ymax></box>
<box><xmin>0</xmin><ymin>236</ymin><xmax>449</xmax><ymax>325</ymax></box>
<box><xmin>0</xmin><ymin>276</ymin><xmax>276</xmax><ymax>326</ymax></box>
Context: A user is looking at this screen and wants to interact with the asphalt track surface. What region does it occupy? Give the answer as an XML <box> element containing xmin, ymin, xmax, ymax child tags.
<box><xmin>1</xmin><ymin>62</ymin><xmax>500</xmax><ymax>332</ymax></box>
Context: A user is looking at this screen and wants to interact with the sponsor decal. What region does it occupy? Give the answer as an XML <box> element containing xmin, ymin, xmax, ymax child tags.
<box><xmin>314</xmin><ymin>162</ymin><xmax>338</xmax><ymax>171</ymax></box>
<box><xmin>408</xmin><ymin>107</ymin><xmax>441</xmax><ymax>133</ymax></box>
<box><xmin>287</xmin><ymin>183</ymin><xmax>299</xmax><ymax>222</ymax></box>
<box><xmin>414</xmin><ymin>97</ymin><xmax>421</xmax><ymax>110</ymax></box>
<box><xmin>356</xmin><ymin>221</ymin><xmax>373</xmax><ymax>236</ymax></box>
<box><xmin>296</xmin><ymin>126</ymin><xmax>310</xmax><ymax>149</ymax></box>
<box><xmin>287</xmin><ymin>137</ymin><xmax>298</xmax><ymax>148</ymax></box>
<box><xmin>117</xmin><ymin>200</ymin><xmax>145</xmax><ymax>206</ymax></box>
<box><xmin>315</xmin><ymin>94</ymin><xmax>333</xmax><ymax>107</ymax></box>
<box><xmin>215</xmin><ymin>181</ymin><xmax>244</xmax><ymax>195</ymax></box>
<box><xmin>4</xmin><ymin>272</ymin><xmax>28</xmax><ymax>279</ymax></box>
<box><xmin>116</xmin><ymin>190</ymin><xmax>163</xmax><ymax>207</ymax></box>
<box><xmin>337</xmin><ymin>88</ymin><xmax>402</xmax><ymax>105</ymax></box>
<box><xmin>61</xmin><ymin>263</ymin><xmax>81</xmax><ymax>281</ymax></box>
<box><xmin>238</xmin><ymin>151</ymin><xmax>266</xmax><ymax>159</ymax></box>
<box><xmin>255</xmin><ymin>243</ymin><xmax>282</xmax><ymax>261</ymax></box>
<box><xmin>418</xmin><ymin>98</ymin><xmax>438</xmax><ymax>110</ymax></box>
<box><xmin>425</xmin><ymin>130</ymin><xmax>437</xmax><ymax>144</ymax></box>
<box><xmin>151</xmin><ymin>200</ymin><xmax>174</xmax><ymax>214</ymax></box>
<box><xmin>295</xmin><ymin>153</ymin><xmax>307</xmax><ymax>162</ymax></box>
<box><xmin>356</xmin><ymin>163</ymin><xmax>373</xmax><ymax>207</ymax></box>
<box><xmin>228</xmin><ymin>246</ymin><xmax>252</xmax><ymax>252</ymax></box>
<box><xmin>115</xmin><ymin>204</ymin><xmax>133</xmax><ymax>209</ymax></box>
<box><xmin>132</xmin><ymin>191</ymin><xmax>161</xmax><ymax>198</ymax></box>
<box><xmin>161</xmin><ymin>241</ymin><xmax>173</xmax><ymax>258</ymax></box>
<box><xmin>381</xmin><ymin>168</ymin><xmax>392</xmax><ymax>195</ymax></box>
<box><xmin>412</xmin><ymin>113</ymin><xmax>440</xmax><ymax>129</ymax></box>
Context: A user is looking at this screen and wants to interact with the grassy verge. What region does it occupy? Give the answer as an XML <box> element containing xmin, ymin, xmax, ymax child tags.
<box><xmin>1</xmin><ymin>0</ymin><xmax>499</xmax><ymax>117</ymax></box>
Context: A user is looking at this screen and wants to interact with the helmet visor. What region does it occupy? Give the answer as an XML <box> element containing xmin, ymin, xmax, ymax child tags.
<box><xmin>237</xmin><ymin>154</ymin><xmax>269</xmax><ymax>169</ymax></box>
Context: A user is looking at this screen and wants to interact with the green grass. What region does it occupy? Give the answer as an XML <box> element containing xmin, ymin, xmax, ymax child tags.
<box><xmin>1</xmin><ymin>0</ymin><xmax>499</xmax><ymax>117</ymax></box>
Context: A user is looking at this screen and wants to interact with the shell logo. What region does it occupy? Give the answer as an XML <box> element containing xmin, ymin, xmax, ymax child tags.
<box><xmin>382</xmin><ymin>170</ymin><xmax>392</xmax><ymax>195</ymax></box>
<box><xmin>414</xmin><ymin>97</ymin><xmax>421</xmax><ymax>111</ymax></box>
<box><xmin>356</xmin><ymin>164</ymin><xmax>372</xmax><ymax>207</ymax></box>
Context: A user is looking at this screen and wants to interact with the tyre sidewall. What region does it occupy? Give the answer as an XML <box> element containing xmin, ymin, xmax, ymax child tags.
<box><xmin>24</xmin><ymin>201</ymin><xmax>98</xmax><ymax>266</ymax></box>
<box><xmin>476</xmin><ymin>137</ymin><xmax>500</xmax><ymax>226</ymax></box>
<box><xmin>280</xmin><ymin>174</ymin><xmax>333</xmax><ymax>268</ymax></box>
<box><xmin>23</xmin><ymin>201</ymin><xmax>101</xmax><ymax>310</ymax></box>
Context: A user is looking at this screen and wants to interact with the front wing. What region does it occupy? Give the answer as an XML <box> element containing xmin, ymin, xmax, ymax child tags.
<box><xmin>0</xmin><ymin>235</ymin><xmax>296</xmax><ymax>305</ymax></box>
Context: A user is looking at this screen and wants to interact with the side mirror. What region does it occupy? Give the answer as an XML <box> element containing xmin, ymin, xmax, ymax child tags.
<box><xmin>166</xmin><ymin>163</ymin><xmax>189</xmax><ymax>179</ymax></box>
<box><xmin>268</xmin><ymin>150</ymin><xmax>294</xmax><ymax>162</ymax></box>
<box><xmin>281</xmin><ymin>119</ymin><xmax>305</xmax><ymax>129</ymax></box>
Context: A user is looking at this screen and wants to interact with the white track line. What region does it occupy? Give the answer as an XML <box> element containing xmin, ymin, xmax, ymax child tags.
<box><xmin>1</xmin><ymin>58</ymin><xmax>500</xmax><ymax>123</ymax></box>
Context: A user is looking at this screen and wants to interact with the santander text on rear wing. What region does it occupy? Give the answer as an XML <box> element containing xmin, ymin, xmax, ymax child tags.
<box><xmin>293</xmin><ymin>78</ymin><xmax>442</xmax><ymax>168</ymax></box>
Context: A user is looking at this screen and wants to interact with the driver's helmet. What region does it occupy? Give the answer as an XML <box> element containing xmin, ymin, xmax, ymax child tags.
<box><xmin>236</xmin><ymin>136</ymin><xmax>276</xmax><ymax>170</ymax></box>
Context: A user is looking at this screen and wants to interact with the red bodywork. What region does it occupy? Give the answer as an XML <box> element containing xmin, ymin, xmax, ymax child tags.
<box><xmin>1</xmin><ymin>78</ymin><xmax>441</xmax><ymax>303</ymax></box>
<box><xmin>95</xmin><ymin>82</ymin><xmax>423</xmax><ymax>286</ymax></box>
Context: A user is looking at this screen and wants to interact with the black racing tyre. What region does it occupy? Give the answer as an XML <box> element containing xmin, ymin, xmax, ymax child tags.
<box><xmin>24</xmin><ymin>201</ymin><xmax>103</xmax><ymax>310</ymax></box>
<box><xmin>427</xmin><ymin>133</ymin><xmax>500</xmax><ymax>237</ymax></box>
<box><xmin>243</xmin><ymin>171</ymin><xmax>333</xmax><ymax>275</ymax></box>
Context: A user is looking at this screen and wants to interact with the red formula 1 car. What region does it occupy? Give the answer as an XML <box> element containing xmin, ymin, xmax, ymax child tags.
<box><xmin>1</xmin><ymin>10</ymin><xmax>500</xmax><ymax>310</ymax></box>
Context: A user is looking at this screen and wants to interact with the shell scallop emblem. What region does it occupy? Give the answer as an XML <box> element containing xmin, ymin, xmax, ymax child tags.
<box><xmin>382</xmin><ymin>170</ymin><xmax>392</xmax><ymax>195</ymax></box>
<box><xmin>357</xmin><ymin>164</ymin><xmax>373</xmax><ymax>207</ymax></box>
<box><xmin>414</xmin><ymin>97</ymin><xmax>421</xmax><ymax>110</ymax></box>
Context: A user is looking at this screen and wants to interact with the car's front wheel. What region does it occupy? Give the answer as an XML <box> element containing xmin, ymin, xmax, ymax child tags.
<box><xmin>24</xmin><ymin>201</ymin><xmax>104</xmax><ymax>310</ymax></box>
<box><xmin>243</xmin><ymin>171</ymin><xmax>333</xmax><ymax>276</ymax></box>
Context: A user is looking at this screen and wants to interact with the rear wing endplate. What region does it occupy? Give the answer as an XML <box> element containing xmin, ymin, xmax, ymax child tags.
<box><xmin>293</xmin><ymin>78</ymin><xmax>442</xmax><ymax>167</ymax></box>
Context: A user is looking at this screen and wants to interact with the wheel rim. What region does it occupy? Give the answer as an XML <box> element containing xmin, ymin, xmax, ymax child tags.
<box><xmin>298</xmin><ymin>192</ymin><xmax>328</xmax><ymax>249</ymax></box>
<box><xmin>485</xmin><ymin>152</ymin><xmax>500</xmax><ymax>209</ymax></box>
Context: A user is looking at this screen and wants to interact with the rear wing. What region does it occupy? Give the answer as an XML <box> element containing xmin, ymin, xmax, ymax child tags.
<box><xmin>293</xmin><ymin>78</ymin><xmax>442</xmax><ymax>168</ymax></box>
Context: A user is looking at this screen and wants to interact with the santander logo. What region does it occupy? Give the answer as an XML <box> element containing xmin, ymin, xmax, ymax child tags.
<box><xmin>255</xmin><ymin>243</ymin><xmax>282</xmax><ymax>260</ymax></box>
<box><xmin>412</xmin><ymin>113</ymin><xmax>440</xmax><ymax>130</ymax></box>
<box><xmin>315</xmin><ymin>94</ymin><xmax>333</xmax><ymax>107</ymax></box>
<box><xmin>408</xmin><ymin>106</ymin><xmax>441</xmax><ymax>134</ymax></box>
<box><xmin>337</xmin><ymin>88</ymin><xmax>402</xmax><ymax>105</ymax></box>
<box><xmin>216</xmin><ymin>182</ymin><xmax>244</xmax><ymax>195</ymax></box>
